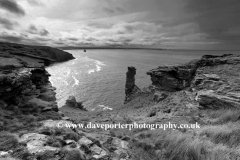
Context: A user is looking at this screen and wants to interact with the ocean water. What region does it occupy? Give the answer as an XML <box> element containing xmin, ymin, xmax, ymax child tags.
<box><xmin>46</xmin><ymin>49</ymin><xmax>239</xmax><ymax>110</ymax></box>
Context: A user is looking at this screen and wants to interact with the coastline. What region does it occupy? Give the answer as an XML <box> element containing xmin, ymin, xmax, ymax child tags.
<box><xmin>1</xmin><ymin>42</ymin><xmax>240</xmax><ymax>159</ymax></box>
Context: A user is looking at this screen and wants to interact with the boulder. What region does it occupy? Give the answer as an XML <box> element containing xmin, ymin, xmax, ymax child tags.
<box><xmin>0</xmin><ymin>151</ymin><xmax>10</xmax><ymax>158</ymax></box>
<box><xmin>64</xmin><ymin>96</ymin><xmax>86</xmax><ymax>110</ymax></box>
<box><xmin>91</xmin><ymin>144</ymin><xmax>108</xmax><ymax>159</ymax></box>
<box><xmin>19</xmin><ymin>133</ymin><xmax>59</xmax><ymax>154</ymax></box>
<box><xmin>78</xmin><ymin>137</ymin><xmax>93</xmax><ymax>146</ymax></box>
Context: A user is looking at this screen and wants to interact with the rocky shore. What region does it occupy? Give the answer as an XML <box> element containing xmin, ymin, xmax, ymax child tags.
<box><xmin>118</xmin><ymin>53</ymin><xmax>240</xmax><ymax>160</ymax></box>
<box><xmin>0</xmin><ymin>42</ymin><xmax>131</xmax><ymax>160</ymax></box>
<box><xmin>1</xmin><ymin>42</ymin><xmax>240</xmax><ymax>160</ymax></box>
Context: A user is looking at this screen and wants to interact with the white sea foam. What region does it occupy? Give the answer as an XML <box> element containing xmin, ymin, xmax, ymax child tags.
<box><xmin>96</xmin><ymin>65</ymin><xmax>101</xmax><ymax>72</ymax></box>
<box><xmin>95</xmin><ymin>60</ymin><xmax>106</xmax><ymax>66</ymax></box>
<box><xmin>94</xmin><ymin>60</ymin><xmax>106</xmax><ymax>72</ymax></box>
<box><xmin>98</xmin><ymin>105</ymin><xmax>113</xmax><ymax>110</ymax></box>
<box><xmin>65</xmin><ymin>69</ymin><xmax>70</xmax><ymax>77</ymax></box>
<box><xmin>72</xmin><ymin>75</ymin><xmax>79</xmax><ymax>87</ymax></box>
<box><xmin>63</xmin><ymin>80</ymin><xmax>69</xmax><ymax>85</ymax></box>
<box><xmin>88</xmin><ymin>69</ymin><xmax>95</xmax><ymax>74</ymax></box>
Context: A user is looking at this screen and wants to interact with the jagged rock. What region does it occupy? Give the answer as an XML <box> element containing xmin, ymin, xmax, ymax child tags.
<box><xmin>91</xmin><ymin>144</ymin><xmax>108</xmax><ymax>159</ymax></box>
<box><xmin>19</xmin><ymin>133</ymin><xmax>59</xmax><ymax>154</ymax></box>
<box><xmin>146</xmin><ymin>54</ymin><xmax>240</xmax><ymax>92</ymax></box>
<box><xmin>78</xmin><ymin>137</ymin><xmax>93</xmax><ymax>146</ymax></box>
<box><xmin>147</xmin><ymin>64</ymin><xmax>197</xmax><ymax>91</ymax></box>
<box><xmin>64</xmin><ymin>96</ymin><xmax>87</xmax><ymax>110</ymax></box>
<box><xmin>124</xmin><ymin>67</ymin><xmax>141</xmax><ymax>103</ymax></box>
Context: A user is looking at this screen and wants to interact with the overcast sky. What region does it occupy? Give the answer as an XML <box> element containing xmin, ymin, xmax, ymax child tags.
<box><xmin>0</xmin><ymin>0</ymin><xmax>239</xmax><ymax>50</ymax></box>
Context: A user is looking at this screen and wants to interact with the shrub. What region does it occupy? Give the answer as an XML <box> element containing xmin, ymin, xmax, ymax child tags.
<box><xmin>64</xmin><ymin>131</ymin><xmax>80</xmax><ymax>142</ymax></box>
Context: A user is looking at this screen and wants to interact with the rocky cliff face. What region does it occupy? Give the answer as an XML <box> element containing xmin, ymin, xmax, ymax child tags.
<box><xmin>0</xmin><ymin>41</ymin><xmax>75</xmax><ymax>113</ymax></box>
<box><xmin>0</xmin><ymin>42</ymin><xmax>132</xmax><ymax>160</ymax></box>
<box><xmin>125</xmin><ymin>54</ymin><xmax>240</xmax><ymax>111</ymax></box>
<box><xmin>146</xmin><ymin>54</ymin><xmax>240</xmax><ymax>91</ymax></box>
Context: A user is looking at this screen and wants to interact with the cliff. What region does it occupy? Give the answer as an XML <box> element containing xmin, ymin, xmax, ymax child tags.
<box><xmin>0</xmin><ymin>42</ymin><xmax>75</xmax><ymax>65</ymax></box>
<box><xmin>120</xmin><ymin>53</ymin><xmax>240</xmax><ymax>160</ymax></box>
<box><xmin>0</xmin><ymin>42</ymin><xmax>130</xmax><ymax>160</ymax></box>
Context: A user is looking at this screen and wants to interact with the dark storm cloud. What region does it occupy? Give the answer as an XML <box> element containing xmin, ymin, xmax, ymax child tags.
<box><xmin>0</xmin><ymin>17</ymin><xmax>18</xmax><ymax>29</ymax></box>
<box><xmin>185</xmin><ymin>0</ymin><xmax>240</xmax><ymax>44</ymax></box>
<box><xmin>0</xmin><ymin>0</ymin><xmax>25</xmax><ymax>16</ymax></box>
<box><xmin>27</xmin><ymin>24</ymin><xmax>50</xmax><ymax>36</ymax></box>
<box><xmin>102</xmin><ymin>7</ymin><xmax>115</xmax><ymax>14</ymax></box>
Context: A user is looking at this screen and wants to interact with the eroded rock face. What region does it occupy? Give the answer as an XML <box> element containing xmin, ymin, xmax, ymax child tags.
<box><xmin>146</xmin><ymin>54</ymin><xmax>240</xmax><ymax>92</ymax></box>
<box><xmin>147</xmin><ymin>63</ymin><xmax>198</xmax><ymax>91</ymax></box>
<box><xmin>125</xmin><ymin>67</ymin><xmax>140</xmax><ymax>103</ymax></box>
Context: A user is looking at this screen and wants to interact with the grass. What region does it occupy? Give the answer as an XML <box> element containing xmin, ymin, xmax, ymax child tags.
<box><xmin>0</xmin><ymin>132</ymin><xmax>19</xmax><ymax>151</ymax></box>
<box><xmin>128</xmin><ymin>106</ymin><xmax>240</xmax><ymax>160</ymax></box>
<box><xmin>60</xmin><ymin>148</ymin><xmax>85</xmax><ymax>160</ymax></box>
<box><xmin>207</xmin><ymin>109</ymin><xmax>240</xmax><ymax>124</ymax></box>
<box><xmin>199</xmin><ymin>123</ymin><xmax>240</xmax><ymax>148</ymax></box>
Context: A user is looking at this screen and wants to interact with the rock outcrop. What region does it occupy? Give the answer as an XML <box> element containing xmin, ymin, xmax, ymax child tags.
<box><xmin>146</xmin><ymin>54</ymin><xmax>240</xmax><ymax>92</ymax></box>
<box><xmin>63</xmin><ymin>96</ymin><xmax>87</xmax><ymax>111</ymax></box>
<box><xmin>124</xmin><ymin>67</ymin><xmax>140</xmax><ymax>103</ymax></box>
<box><xmin>129</xmin><ymin>54</ymin><xmax>240</xmax><ymax>111</ymax></box>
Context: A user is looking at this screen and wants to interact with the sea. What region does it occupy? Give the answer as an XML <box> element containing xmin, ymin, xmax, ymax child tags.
<box><xmin>46</xmin><ymin>49</ymin><xmax>239</xmax><ymax>111</ymax></box>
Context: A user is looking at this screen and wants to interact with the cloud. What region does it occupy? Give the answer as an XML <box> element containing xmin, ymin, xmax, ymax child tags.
<box><xmin>185</xmin><ymin>0</ymin><xmax>240</xmax><ymax>44</ymax></box>
<box><xmin>39</xmin><ymin>29</ymin><xmax>50</xmax><ymax>36</ymax></box>
<box><xmin>0</xmin><ymin>0</ymin><xmax>25</xmax><ymax>16</ymax></box>
<box><xmin>103</xmin><ymin>7</ymin><xmax>115</xmax><ymax>14</ymax></box>
<box><xmin>26</xmin><ymin>0</ymin><xmax>43</xmax><ymax>6</ymax></box>
<box><xmin>116</xmin><ymin>7</ymin><xmax>125</xmax><ymax>13</ymax></box>
<box><xmin>0</xmin><ymin>17</ymin><xmax>18</xmax><ymax>30</ymax></box>
<box><xmin>0</xmin><ymin>31</ymin><xmax>25</xmax><ymax>42</ymax></box>
<box><xmin>27</xmin><ymin>24</ymin><xmax>50</xmax><ymax>36</ymax></box>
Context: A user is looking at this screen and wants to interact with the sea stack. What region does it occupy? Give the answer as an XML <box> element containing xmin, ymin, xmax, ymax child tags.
<box><xmin>124</xmin><ymin>67</ymin><xmax>140</xmax><ymax>103</ymax></box>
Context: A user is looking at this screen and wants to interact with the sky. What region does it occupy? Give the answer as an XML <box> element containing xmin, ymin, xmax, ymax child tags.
<box><xmin>0</xmin><ymin>0</ymin><xmax>240</xmax><ymax>50</ymax></box>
